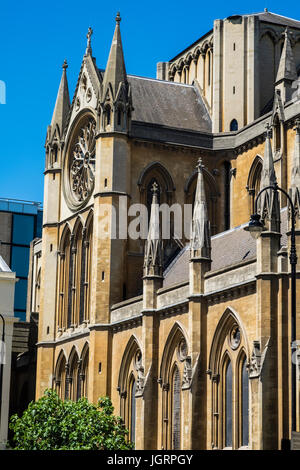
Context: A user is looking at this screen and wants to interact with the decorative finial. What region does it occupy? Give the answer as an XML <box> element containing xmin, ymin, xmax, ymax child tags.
<box><xmin>196</xmin><ymin>158</ymin><xmax>204</xmax><ymax>172</ymax></box>
<box><xmin>265</xmin><ymin>122</ymin><xmax>272</xmax><ymax>139</ymax></box>
<box><xmin>151</xmin><ymin>181</ymin><xmax>159</xmax><ymax>195</ymax></box>
<box><xmin>86</xmin><ymin>27</ymin><xmax>93</xmax><ymax>54</ymax></box>
<box><xmin>62</xmin><ymin>59</ymin><xmax>68</xmax><ymax>70</ymax></box>
<box><xmin>116</xmin><ymin>12</ymin><xmax>121</xmax><ymax>24</ymax></box>
<box><xmin>294</xmin><ymin>118</ymin><xmax>300</xmax><ymax>133</ymax></box>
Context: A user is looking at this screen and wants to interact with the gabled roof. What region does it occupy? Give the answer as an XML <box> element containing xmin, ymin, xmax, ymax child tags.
<box><xmin>127</xmin><ymin>75</ymin><xmax>212</xmax><ymax>133</ymax></box>
<box><xmin>163</xmin><ymin>207</ymin><xmax>288</xmax><ymax>289</ymax></box>
<box><xmin>252</xmin><ymin>11</ymin><xmax>300</xmax><ymax>29</ymax></box>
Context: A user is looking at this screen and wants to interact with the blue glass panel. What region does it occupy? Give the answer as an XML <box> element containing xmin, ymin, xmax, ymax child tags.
<box><xmin>22</xmin><ymin>203</ymin><xmax>38</xmax><ymax>214</ymax></box>
<box><xmin>0</xmin><ymin>201</ymin><xmax>9</xmax><ymax>211</ymax></box>
<box><xmin>36</xmin><ymin>210</ymin><xmax>43</xmax><ymax>238</ymax></box>
<box><xmin>11</xmin><ymin>246</ymin><xmax>30</xmax><ymax>277</ymax></box>
<box><xmin>14</xmin><ymin>311</ymin><xmax>26</xmax><ymax>321</ymax></box>
<box><xmin>226</xmin><ymin>361</ymin><xmax>233</xmax><ymax>447</ymax></box>
<box><xmin>12</xmin><ymin>214</ymin><xmax>34</xmax><ymax>245</ymax></box>
<box><xmin>242</xmin><ymin>358</ymin><xmax>249</xmax><ymax>446</ymax></box>
<box><xmin>14</xmin><ymin>278</ymin><xmax>28</xmax><ymax>310</ymax></box>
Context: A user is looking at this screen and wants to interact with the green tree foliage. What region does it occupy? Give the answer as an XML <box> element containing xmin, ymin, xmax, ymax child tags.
<box><xmin>9</xmin><ymin>390</ymin><xmax>134</xmax><ymax>450</ymax></box>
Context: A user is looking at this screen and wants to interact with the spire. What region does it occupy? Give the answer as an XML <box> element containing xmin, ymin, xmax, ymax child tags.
<box><xmin>143</xmin><ymin>182</ymin><xmax>163</xmax><ymax>278</ymax></box>
<box><xmin>102</xmin><ymin>12</ymin><xmax>127</xmax><ymax>100</ymax></box>
<box><xmin>190</xmin><ymin>159</ymin><xmax>211</xmax><ymax>259</ymax></box>
<box><xmin>290</xmin><ymin>119</ymin><xmax>300</xmax><ymax>219</ymax></box>
<box><xmin>49</xmin><ymin>60</ymin><xmax>70</xmax><ymax>141</ymax></box>
<box><xmin>258</xmin><ymin>123</ymin><xmax>280</xmax><ymax>231</ymax></box>
<box><xmin>275</xmin><ymin>28</ymin><xmax>297</xmax><ymax>102</ymax></box>
<box><xmin>85</xmin><ymin>27</ymin><xmax>93</xmax><ymax>56</ymax></box>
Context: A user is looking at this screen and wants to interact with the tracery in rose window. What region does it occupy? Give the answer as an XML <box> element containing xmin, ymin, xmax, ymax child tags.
<box><xmin>70</xmin><ymin>118</ymin><xmax>96</xmax><ymax>202</ymax></box>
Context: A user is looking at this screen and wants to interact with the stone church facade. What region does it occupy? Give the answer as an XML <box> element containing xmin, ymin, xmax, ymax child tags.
<box><xmin>36</xmin><ymin>10</ymin><xmax>300</xmax><ymax>449</ymax></box>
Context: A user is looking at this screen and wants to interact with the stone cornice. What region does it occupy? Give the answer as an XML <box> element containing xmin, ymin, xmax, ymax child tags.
<box><xmin>93</xmin><ymin>191</ymin><xmax>131</xmax><ymax>199</ymax></box>
<box><xmin>130</xmin><ymin>102</ymin><xmax>300</xmax><ymax>154</ymax></box>
<box><xmin>204</xmin><ymin>257</ymin><xmax>256</xmax><ymax>279</ymax></box>
<box><xmin>206</xmin><ymin>279</ymin><xmax>256</xmax><ymax>305</ymax></box>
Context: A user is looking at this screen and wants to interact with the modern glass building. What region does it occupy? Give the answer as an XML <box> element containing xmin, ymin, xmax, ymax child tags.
<box><xmin>0</xmin><ymin>198</ymin><xmax>42</xmax><ymax>321</ymax></box>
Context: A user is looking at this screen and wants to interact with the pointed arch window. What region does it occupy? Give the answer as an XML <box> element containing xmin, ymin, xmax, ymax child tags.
<box><xmin>58</xmin><ymin>227</ymin><xmax>71</xmax><ymax>331</ymax></box>
<box><xmin>171</xmin><ymin>365</ymin><xmax>181</xmax><ymax>450</ymax></box>
<box><xmin>57</xmin><ymin>217</ymin><xmax>93</xmax><ymax>332</ymax></box>
<box><xmin>105</xmin><ymin>105</ymin><xmax>111</xmax><ymax>127</ymax></box>
<box><xmin>55</xmin><ymin>352</ymin><xmax>66</xmax><ymax>400</ymax></box>
<box><xmin>247</xmin><ymin>156</ymin><xmax>263</xmax><ymax>215</ymax></box>
<box><xmin>273</xmin><ymin>114</ymin><xmax>281</xmax><ymax>155</ymax></box>
<box><xmin>225</xmin><ymin>359</ymin><xmax>233</xmax><ymax>447</ymax></box>
<box><xmin>118</xmin><ymin>338</ymin><xmax>144</xmax><ymax>446</ymax></box>
<box><xmin>209</xmin><ymin>312</ymin><xmax>250</xmax><ymax>449</ymax></box>
<box><xmin>129</xmin><ymin>376</ymin><xmax>136</xmax><ymax>444</ymax></box>
<box><xmin>230</xmin><ymin>119</ymin><xmax>238</xmax><ymax>131</ymax></box>
<box><xmin>241</xmin><ymin>356</ymin><xmax>249</xmax><ymax>446</ymax></box>
<box><xmin>160</xmin><ymin>326</ymin><xmax>191</xmax><ymax>450</ymax></box>
<box><xmin>80</xmin><ymin>345</ymin><xmax>89</xmax><ymax>399</ymax></box>
<box><xmin>68</xmin><ymin>350</ymin><xmax>80</xmax><ymax>401</ymax></box>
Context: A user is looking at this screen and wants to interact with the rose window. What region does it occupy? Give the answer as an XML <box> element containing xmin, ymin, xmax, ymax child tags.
<box><xmin>69</xmin><ymin>118</ymin><xmax>96</xmax><ymax>203</ymax></box>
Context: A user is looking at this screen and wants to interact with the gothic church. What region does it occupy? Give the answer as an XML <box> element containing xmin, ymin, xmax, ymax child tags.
<box><xmin>35</xmin><ymin>10</ymin><xmax>300</xmax><ymax>449</ymax></box>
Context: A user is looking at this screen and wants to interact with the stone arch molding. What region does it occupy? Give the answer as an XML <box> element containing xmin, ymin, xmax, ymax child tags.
<box><xmin>159</xmin><ymin>321</ymin><xmax>194</xmax><ymax>390</ymax></box>
<box><xmin>138</xmin><ymin>161</ymin><xmax>176</xmax><ymax>192</ymax></box>
<box><xmin>208</xmin><ymin>307</ymin><xmax>250</xmax><ymax>377</ymax></box>
<box><xmin>118</xmin><ymin>335</ymin><xmax>146</xmax><ymax>397</ymax></box>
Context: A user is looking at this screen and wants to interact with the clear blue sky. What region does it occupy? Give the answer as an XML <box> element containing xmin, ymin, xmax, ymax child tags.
<box><xmin>0</xmin><ymin>0</ymin><xmax>299</xmax><ymax>204</ymax></box>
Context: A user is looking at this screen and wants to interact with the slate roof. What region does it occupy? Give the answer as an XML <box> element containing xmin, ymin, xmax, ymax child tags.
<box><xmin>163</xmin><ymin>207</ymin><xmax>288</xmax><ymax>288</ymax></box>
<box><xmin>127</xmin><ymin>75</ymin><xmax>212</xmax><ymax>133</ymax></box>
<box><xmin>253</xmin><ymin>11</ymin><xmax>300</xmax><ymax>29</ymax></box>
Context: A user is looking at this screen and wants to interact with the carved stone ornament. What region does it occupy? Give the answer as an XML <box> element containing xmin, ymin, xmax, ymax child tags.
<box><xmin>134</xmin><ymin>349</ymin><xmax>145</xmax><ymax>396</ymax></box>
<box><xmin>229</xmin><ymin>325</ymin><xmax>241</xmax><ymax>350</ymax></box>
<box><xmin>177</xmin><ymin>338</ymin><xmax>188</xmax><ymax>362</ymax></box>
<box><xmin>182</xmin><ymin>356</ymin><xmax>192</xmax><ymax>390</ymax></box>
<box><xmin>248</xmin><ymin>342</ymin><xmax>261</xmax><ymax>377</ymax></box>
<box><xmin>69</xmin><ymin>118</ymin><xmax>96</xmax><ymax>204</ymax></box>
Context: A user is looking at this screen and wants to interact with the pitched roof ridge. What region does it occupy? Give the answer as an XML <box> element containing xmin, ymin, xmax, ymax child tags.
<box><xmin>127</xmin><ymin>74</ymin><xmax>195</xmax><ymax>87</ymax></box>
<box><xmin>256</xmin><ymin>11</ymin><xmax>300</xmax><ymax>24</ymax></box>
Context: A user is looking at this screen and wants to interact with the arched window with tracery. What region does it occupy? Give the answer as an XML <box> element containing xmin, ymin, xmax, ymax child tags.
<box><xmin>138</xmin><ymin>162</ymin><xmax>175</xmax><ymax>210</ymax></box>
<box><xmin>58</xmin><ymin>215</ymin><xmax>93</xmax><ymax>332</ymax></box>
<box><xmin>118</xmin><ymin>336</ymin><xmax>144</xmax><ymax>445</ymax></box>
<box><xmin>54</xmin><ymin>351</ymin><xmax>67</xmax><ymax>400</ymax></box>
<box><xmin>58</xmin><ymin>226</ymin><xmax>71</xmax><ymax>331</ymax></box>
<box><xmin>79</xmin><ymin>214</ymin><xmax>93</xmax><ymax>325</ymax></box>
<box><xmin>208</xmin><ymin>309</ymin><xmax>250</xmax><ymax>449</ymax></box>
<box><xmin>80</xmin><ymin>343</ymin><xmax>89</xmax><ymax>399</ymax></box>
<box><xmin>247</xmin><ymin>156</ymin><xmax>263</xmax><ymax>215</ymax></box>
<box><xmin>70</xmin><ymin>221</ymin><xmax>83</xmax><ymax>328</ymax></box>
<box><xmin>68</xmin><ymin>348</ymin><xmax>80</xmax><ymax>402</ymax></box>
<box><xmin>159</xmin><ymin>324</ymin><xmax>191</xmax><ymax>450</ymax></box>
